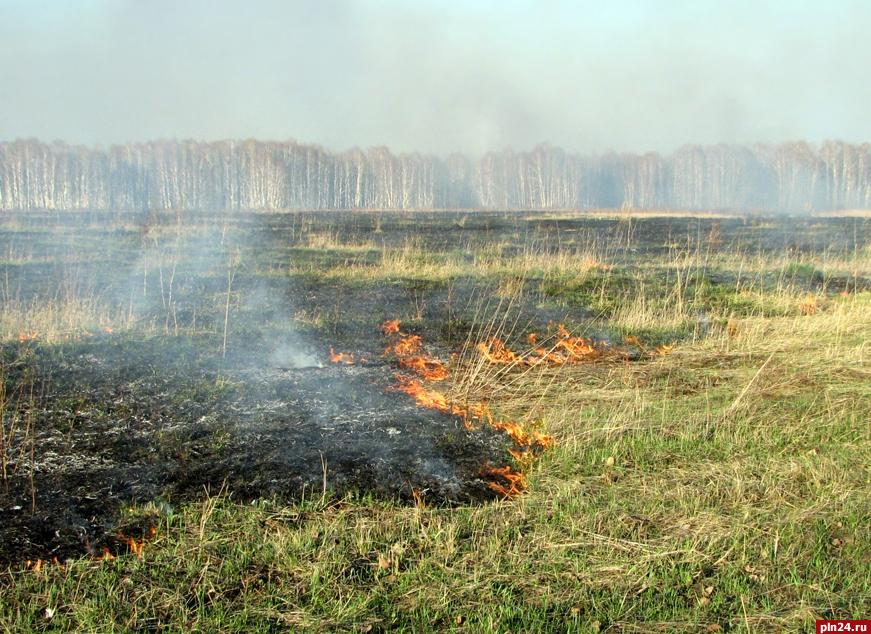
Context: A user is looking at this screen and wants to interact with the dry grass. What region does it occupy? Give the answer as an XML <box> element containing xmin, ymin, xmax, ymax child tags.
<box><xmin>0</xmin><ymin>296</ymin><xmax>130</xmax><ymax>343</ymax></box>
<box><xmin>522</xmin><ymin>210</ymin><xmax>745</xmax><ymax>220</ymax></box>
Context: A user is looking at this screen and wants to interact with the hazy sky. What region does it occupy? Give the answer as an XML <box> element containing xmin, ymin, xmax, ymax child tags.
<box><xmin>1</xmin><ymin>0</ymin><xmax>869</xmax><ymax>155</ymax></box>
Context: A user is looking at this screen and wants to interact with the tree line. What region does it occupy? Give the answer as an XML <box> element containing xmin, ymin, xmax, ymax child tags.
<box><xmin>1</xmin><ymin>139</ymin><xmax>869</xmax><ymax>212</ymax></box>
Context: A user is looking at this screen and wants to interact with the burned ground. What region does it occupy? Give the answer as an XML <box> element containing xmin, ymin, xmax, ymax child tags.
<box><xmin>0</xmin><ymin>332</ymin><xmax>518</xmax><ymax>563</ymax></box>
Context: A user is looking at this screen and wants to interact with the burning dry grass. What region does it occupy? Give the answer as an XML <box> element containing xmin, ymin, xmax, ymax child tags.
<box><xmin>328</xmin><ymin>315</ymin><xmax>572</xmax><ymax>498</ymax></box>
<box><xmin>377</xmin><ymin>320</ymin><xmax>555</xmax><ymax>494</ymax></box>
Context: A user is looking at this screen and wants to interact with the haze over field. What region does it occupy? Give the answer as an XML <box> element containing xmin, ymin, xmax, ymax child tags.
<box><xmin>1</xmin><ymin>1</ymin><xmax>870</xmax><ymax>213</ymax></box>
<box><xmin>2</xmin><ymin>139</ymin><xmax>870</xmax><ymax>213</ymax></box>
<box><xmin>2</xmin><ymin>0</ymin><xmax>871</xmax><ymax>156</ymax></box>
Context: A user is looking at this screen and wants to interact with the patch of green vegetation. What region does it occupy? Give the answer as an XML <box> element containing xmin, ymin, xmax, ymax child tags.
<box><xmin>782</xmin><ymin>261</ymin><xmax>825</xmax><ymax>281</ymax></box>
<box><xmin>539</xmin><ymin>272</ymin><xmax>634</xmax><ymax>314</ymax></box>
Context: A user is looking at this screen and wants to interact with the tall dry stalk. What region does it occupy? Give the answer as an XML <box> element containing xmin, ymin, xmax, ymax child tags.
<box><xmin>0</xmin><ymin>367</ymin><xmax>7</xmax><ymax>489</ymax></box>
<box><xmin>222</xmin><ymin>250</ymin><xmax>240</xmax><ymax>359</ymax></box>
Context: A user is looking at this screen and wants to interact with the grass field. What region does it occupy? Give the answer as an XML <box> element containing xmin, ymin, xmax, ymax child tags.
<box><xmin>0</xmin><ymin>211</ymin><xmax>868</xmax><ymax>632</ymax></box>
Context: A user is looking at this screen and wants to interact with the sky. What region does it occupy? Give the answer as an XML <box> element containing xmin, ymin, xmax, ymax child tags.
<box><xmin>1</xmin><ymin>0</ymin><xmax>869</xmax><ymax>155</ymax></box>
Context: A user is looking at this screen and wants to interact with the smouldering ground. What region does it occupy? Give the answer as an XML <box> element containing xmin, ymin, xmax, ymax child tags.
<box><xmin>0</xmin><ymin>211</ymin><xmax>869</xmax><ymax>632</ymax></box>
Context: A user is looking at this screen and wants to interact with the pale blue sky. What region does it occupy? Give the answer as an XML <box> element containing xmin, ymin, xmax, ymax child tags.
<box><xmin>1</xmin><ymin>0</ymin><xmax>868</xmax><ymax>154</ymax></box>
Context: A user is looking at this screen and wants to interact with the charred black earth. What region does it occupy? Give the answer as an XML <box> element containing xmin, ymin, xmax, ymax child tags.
<box><xmin>0</xmin><ymin>335</ymin><xmax>512</xmax><ymax>564</ymax></box>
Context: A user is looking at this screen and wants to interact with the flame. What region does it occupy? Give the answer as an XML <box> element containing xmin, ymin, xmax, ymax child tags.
<box><xmin>25</xmin><ymin>558</ymin><xmax>43</xmax><ymax>573</ymax></box>
<box><xmin>25</xmin><ymin>556</ymin><xmax>64</xmax><ymax>573</ymax></box>
<box><xmin>411</xmin><ymin>488</ymin><xmax>425</xmax><ymax>509</ymax></box>
<box><xmin>330</xmin><ymin>319</ymin><xmax>560</xmax><ymax>500</ymax></box>
<box><xmin>385</xmin><ymin>321</ymin><xmax>554</xmax><ymax>453</ymax></box>
<box><xmin>329</xmin><ymin>347</ymin><xmax>355</xmax><ymax>364</ymax></box>
<box><xmin>399</xmin><ymin>356</ymin><xmax>449</xmax><ymax>381</ymax></box>
<box><xmin>17</xmin><ymin>331</ymin><xmax>39</xmax><ymax>343</ymax></box>
<box><xmin>393</xmin><ymin>375</ymin><xmax>462</xmax><ymax>417</ymax></box>
<box><xmin>391</xmin><ymin>374</ymin><xmax>552</xmax><ymax>452</ymax></box>
<box><xmin>799</xmin><ymin>294</ymin><xmax>818</xmax><ymax>315</ymax></box>
<box><xmin>477</xmin><ymin>338</ymin><xmax>524</xmax><ymax>365</ymax></box>
<box><xmin>126</xmin><ymin>537</ymin><xmax>144</xmax><ymax>559</ymax></box>
<box><xmin>376</xmin><ymin>319</ymin><xmax>663</xmax><ymax>500</ymax></box>
<box><xmin>484</xmin><ymin>465</ymin><xmax>527</xmax><ymax>497</ymax></box>
<box><xmin>552</xmin><ymin>325</ymin><xmax>598</xmax><ymax>361</ymax></box>
<box><xmin>385</xmin><ymin>334</ymin><xmax>421</xmax><ymax>357</ymax></box>
<box><xmin>478</xmin><ymin>324</ymin><xmax>662</xmax><ymax>368</ymax></box>
<box><xmin>491</xmin><ymin>419</ymin><xmax>553</xmax><ymax>449</ymax></box>
<box><xmin>381</xmin><ymin>319</ymin><xmax>401</xmax><ymax>335</ymax></box>
<box><xmin>93</xmin><ymin>527</ymin><xmax>156</xmax><ymax>562</ymax></box>
<box><xmin>382</xmin><ymin>322</ymin><xmax>450</xmax><ymax>381</ymax></box>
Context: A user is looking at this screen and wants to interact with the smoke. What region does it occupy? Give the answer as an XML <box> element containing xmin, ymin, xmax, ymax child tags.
<box><xmin>1</xmin><ymin>1</ymin><xmax>870</xmax><ymax>155</ymax></box>
<box><xmin>116</xmin><ymin>213</ymin><xmax>323</xmax><ymax>370</ymax></box>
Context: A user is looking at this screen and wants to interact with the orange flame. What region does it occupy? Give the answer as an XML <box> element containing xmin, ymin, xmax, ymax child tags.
<box><xmin>25</xmin><ymin>558</ymin><xmax>43</xmax><ymax>573</ymax></box>
<box><xmin>384</xmin><ymin>320</ymin><xmax>555</xmax><ymax>452</ymax></box>
<box><xmin>25</xmin><ymin>556</ymin><xmax>65</xmax><ymax>573</ymax></box>
<box><xmin>799</xmin><ymin>294</ymin><xmax>818</xmax><ymax>315</ymax></box>
<box><xmin>552</xmin><ymin>325</ymin><xmax>598</xmax><ymax>361</ymax></box>
<box><xmin>126</xmin><ymin>537</ymin><xmax>144</xmax><ymax>559</ymax></box>
<box><xmin>399</xmin><ymin>356</ymin><xmax>449</xmax><ymax>381</ymax></box>
<box><xmin>380</xmin><ymin>319</ymin><xmax>401</xmax><ymax>335</ymax></box>
<box><xmin>334</xmin><ymin>319</ymin><xmax>560</xmax><ymax>500</ymax></box>
<box><xmin>391</xmin><ymin>374</ymin><xmax>552</xmax><ymax>450</ymax></box>
<box><xmin>478</xmin><ymin>324</ymin><xmax>630</xmax><ymax>367</ymax></box>
<box><xmin>382</xmin><ymin>321</ymin><xmax>450</xmax><ymax>381</ymax></box>
<box><xmin>411</xmin><ymin>488</ymin><xmax>425</xmax><ymax>509</ymax></box>
<box><xmin>484</xmin><ymin>465</ymin><xmax>527</xmax><ymax>497</ymax></box>
<box><xmin>393</xmin><ymin>375</ymin><xmax>462</xmax><ymax>417</ymax></box>
<box><xmin>17</xmin><ymin>331</ymin><xmax>39</xmax><ymax>343</ymax></box>
<box><xmin>329</xmin><ymin>347</ymin><xmax>355</xmax><ymax>364</ymax></box>
<box><xmin>477</xmin><ymin>338</ymin><xmax>523</xmax><ymax>365</ymax></box>
<box><xmin>384</xmin><ymin>333</ymin><xmax>420</xmax><ymax>356</ymax></box>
